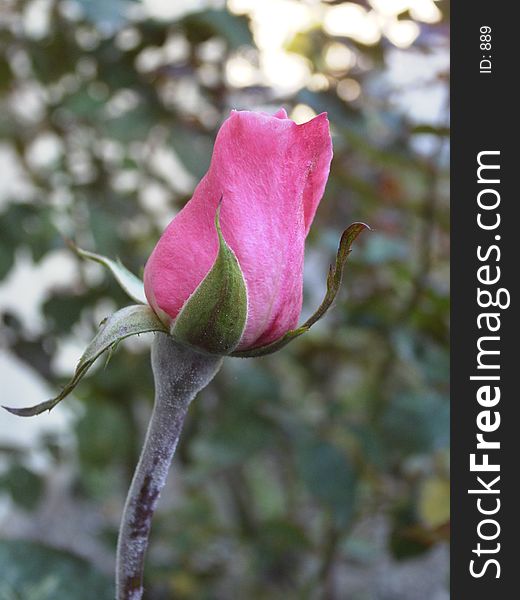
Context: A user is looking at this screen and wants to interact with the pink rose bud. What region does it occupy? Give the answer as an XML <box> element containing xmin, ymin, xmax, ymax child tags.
<box><xmin>144</xmin><ymin>108</ymin><xmax>333</xmax><ymax>354</ymax></box>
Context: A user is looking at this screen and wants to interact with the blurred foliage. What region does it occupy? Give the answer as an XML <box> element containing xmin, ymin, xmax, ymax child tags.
<box><xmin>0</xmin><ymin>540</ymin><xmax>113</xmax><ymax>599</ymax></box>
<box><xmin>0</xmin><ymin>0</ymin><xmax>449</xmax><ymax>598</ymax></box>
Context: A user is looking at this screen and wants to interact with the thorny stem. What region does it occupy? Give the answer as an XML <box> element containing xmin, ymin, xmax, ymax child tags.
<box><xmin>116</xmin><ymin>333</ymin><xmax>222</xmax><ymax>600</ymax></box>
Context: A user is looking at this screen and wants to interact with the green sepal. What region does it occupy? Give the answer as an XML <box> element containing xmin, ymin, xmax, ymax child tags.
<box><xmin>68</xmin><ymin>241</ymin><xmax>147</xmax><ymax>305</ymax></box>
<box><xmin>171</xmin><ymin>206</ymin><xmax>248</xmax><ymax>355</ymax></box>
<box><xmin>232</xmin><ymin>222</ymin><xmax>370</xmax><ymax>358</ymax></box>
<box><xmin>3</xmin><ymin>305</ymin><xmax>167</xmax><ymax>417</ymax></box>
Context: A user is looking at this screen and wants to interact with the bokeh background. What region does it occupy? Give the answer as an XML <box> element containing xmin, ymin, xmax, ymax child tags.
<box><xmin>0</xmin><ymin>1</ymin><xmax>449</xmax><ymax>598</ymax></box>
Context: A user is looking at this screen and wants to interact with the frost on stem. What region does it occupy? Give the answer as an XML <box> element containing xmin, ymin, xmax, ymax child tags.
<box><xmin>116</xmin><ymin>333</ymin><xmax>222</xmax><ymax>600</ymax></box>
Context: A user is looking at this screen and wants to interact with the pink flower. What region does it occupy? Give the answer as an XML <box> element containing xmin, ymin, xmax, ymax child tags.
<box><xmin>144</xmin><ymin>108</ymin><xmax>333</xmax><ymax>352</ymax></box>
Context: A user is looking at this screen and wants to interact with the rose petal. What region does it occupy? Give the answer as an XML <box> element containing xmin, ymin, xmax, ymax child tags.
<box><xmin>144</xmin><ymin>109</ymin><xmax>333</xmax><ymax>350</ymax></box>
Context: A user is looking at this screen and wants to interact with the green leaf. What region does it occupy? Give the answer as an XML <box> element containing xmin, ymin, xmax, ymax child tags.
<box><xmin>3</xmin><ymin>305</ymin><xmax>167</xmax><ymax>417</ymax></box>
<box><xmin>389</xmin><ymin>502</ymin><xmax>432</xmax><ymax>560</ymax></box>
<box><xmin>0</xmin><ymin>540</ymin><xmax>113</xmax><ymax>600</ymax></box>
<box><xmin>172</xmin><ymin>205</ymin><xmax>248</xmax><ymax>355</ymax></box>
<box><xmin>232</xmin><ymin>222</ymin><xmax>370</xmax><ymax>358</ymax></box>
<box><xmin>418</xmin><ymin>476</ymin><xmax>450</xmax><ymax>528</ymax></box>
<box><xmin>411</xmin><ymin>124</ymin><xmax>450</xmax><ymax>137</ymax></box>
<box><xmin>182</xmin><ymin>9</ymin><xmax>254</xmax><ymax>50</ymax></box>
<box><xmin>297</xmin><ymin>437</ymin><xmax>357</xmax><ymax>527</ymax></box>
<box><xmin>0</xmin><ymin>465</ymin><xmax>44</xmax><ymax>511</ymax></box>
<box><xmin>76</xmin><ymin>0</ymin><xmax>134</xmax><ymax>31</ymax></box>
<box><xmin>0</xmin><ymin>238</ymin><xmax>15</xmax><ymax>281</ymax></box>
<box><xmin>254</xmin><ymin>520</ymin><xmax>310</xmax><ymax>572</ymax></box>
<box><xmin>170</xmin><ymin>125</ymin><xmax>213</xmax><ymax>179</ymax></box>
<box><xmin>69</xmin><ymin>242</ymin><xmax>147</xmax><ymax>305</ymax></box>
<box><xmin>380</xmin><ymin>392</ymin><xmax>449</xmax><ymax>460</ymax></box>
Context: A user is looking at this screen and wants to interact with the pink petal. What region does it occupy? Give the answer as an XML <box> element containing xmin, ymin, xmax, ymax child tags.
<box><xmin>273</xmin><ymin>108</ymin><xmax>289</xmax><ymax>119</ymax></box>
<box><xmin>144</xmin><ymin>109</ymin><xmax>333</xmax><ymax>350</ymax></box>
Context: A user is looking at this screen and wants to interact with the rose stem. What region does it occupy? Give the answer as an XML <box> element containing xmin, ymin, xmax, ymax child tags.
<box><xmin>116</xmin><ymin>333</ymin><xmax>222</xmax><ymax>600</ymax></box>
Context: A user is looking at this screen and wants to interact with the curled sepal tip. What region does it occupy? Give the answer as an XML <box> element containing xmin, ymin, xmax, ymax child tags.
<box><xmin>232</xmin><ymin>222</ymin><xmax>371</xmax><ymax>358</ymax></box>
<box><xmin>67</xmin><ymin>240</ymin><xmax>147</xmax><ymax>305</ymax></box>
<box><xmin>3</xmin><ymin>305</ymin><xmax>167</xmax><ymax>417</ymax></box>
<box><xmin>171</xmin><ymin>205</ymin><xmax>248</xmax><ymax>355</ymax></box>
